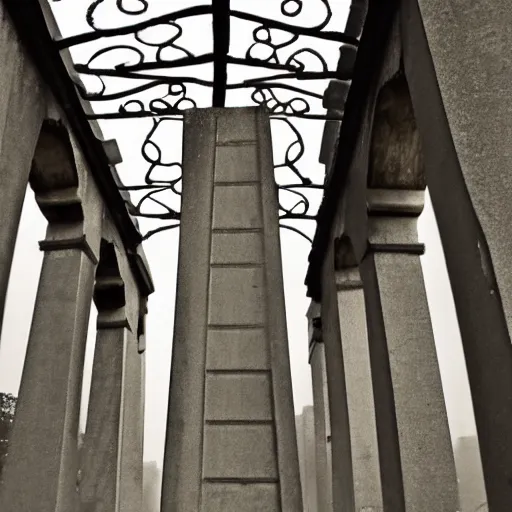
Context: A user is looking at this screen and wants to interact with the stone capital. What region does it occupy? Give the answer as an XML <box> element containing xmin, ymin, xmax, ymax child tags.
<box><xmin>31</xmin><ymin>120</ymin><xmax>104</xmax><ymax>262</ymax></box>
<box><xmin>38</xmin><ymin>235</ymin><xmax>99</xmax><ymax>264</ymax></box>
<box><xmin>367</xmin><ymin>188</ymin><xmax>425</xmax><ymax>254</ymax></box>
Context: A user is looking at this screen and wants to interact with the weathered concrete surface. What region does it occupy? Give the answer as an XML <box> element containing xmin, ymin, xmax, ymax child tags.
<box><xmin>341</xmin><ymin>13</ymin><xmax>402</xmax><ymax>263</ymax></box>
<box><xmin>0</xmin><ymin>153</ymin><xmax>103</xmax><ymax>511</ymax></box>
<box><xmin>307</xmin><ymin>302</ymin><xmax>333</xmax><ymax>512</ymax></box>
<box><xmin>317</xmin><ymin>10</ymin><xmax>459</xmax><ymax>509</ymax></box>
<box><xmin>320</xmin><ymin>242</ymin><xmax>354</xmax><ymax>512</ymax></box>
<box><xmin>118</xmin><ymin>330</ymin><xmax>144</xmax><ymax>512</ymax></box>
<box><xmin>162</xmin><ymin>107</ymin><xmax>302</xmax><ymax>512</ymax></box>
<box><xmin>0</xmin><ymin>2</ymin><xmax>45</xmax><ymax>336</ymax></box>
<box><xmin>295</xmin><ymin>406</ymin><xmax>318</xmax><ymax>512</ymax></box>
<box><xmin>80</xmin><ymin>326</ymin><xmax>125</xmax><ymax>512</ymax></box>
<box><xmin>335</xmin><ymin>250</ymin><xmax>383</xmax><ymax>512</ymax></box>
<box><xmin>80</xmin><ymin>232</ymin><xmax>144</xmax><ymax>512</ymax></box>
<box><xmin>401</xmin><ymin>1</ymin><xmax>512</xmax><ymax>508</ymax></box>
<box><xmin>362</xmin><ymin>189</ymin><xmax>458</xmax><ymax>512</ymax></box>
<box><xmin>415</xmin><ymin>0</ymin><xmax>512</xmax><ymax>336</ymax></box>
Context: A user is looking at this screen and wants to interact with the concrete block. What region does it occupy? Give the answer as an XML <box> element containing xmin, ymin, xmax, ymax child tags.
<box><xmin>205</xmin><ymin>372</ymin><xmax>273</xmax><ymax>421</ymax></box>
<box><xmin>212</xmin><ymin>185</ymin><xmax>262</xmax><ymax>230</ymax></box>
<box><xmin>216</xmin><ymin>108</ymin><xmax>257</xmax><ymax>144</ymax></box>
<box><xmin>206</xmin><ymin>328</ymin><xmax>270</xmax><ymax>370</ymax></box>
<box><xmin>211</xmin><ymin>232</ymin><xmax>263</xmax><ymax>265</ymax></box>
<box><xmin>208</xmin><ymin>267</ymin><xmax>265</xmax><ymax>325</ymax></box>
<box><xmin>203</xmin><ymin>424</ymin><xmax>277</xmax><ymax>479</ymax></box>
<box><xmin>202</xmin><ymin>483</ymin><xmax>279</xmax><ymax>512</ymax></box>
<box><xmin>214</xmin><ymin>144</ymin><xmax>259</xmax><ymax>183</ymax></box>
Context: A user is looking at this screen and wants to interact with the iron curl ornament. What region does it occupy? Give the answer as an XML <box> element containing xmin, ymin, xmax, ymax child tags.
<box><xmin>50</xmin><ymin>0</ymin><xmax>359</xmax><ymax>241</ymax></box>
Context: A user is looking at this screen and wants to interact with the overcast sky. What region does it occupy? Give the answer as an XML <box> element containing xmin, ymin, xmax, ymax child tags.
<box><xmin>0</xmin><ymin>0</ymin><xmax>478</xmax><ymax>476</ymax></box>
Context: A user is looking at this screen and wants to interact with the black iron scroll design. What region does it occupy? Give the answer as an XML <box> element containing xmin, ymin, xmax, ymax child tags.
<box><xmin>51</xmin><ymin>0</ymin><xmax>358</xmax><ymax>241</ymax></box>
<box><xmin>119</xmin><ymin>117</ymin><xmax>182</xmax><ymax>240</ymax></box>
<box><xmin>86</xmin><ymin>0</ymin><xmax>149</xmax><ymax>29</ymax></box>
<box><xmin>273</xmin><ymin>118</ymin><xmax>323</xmax><ymax>244</ymax></box>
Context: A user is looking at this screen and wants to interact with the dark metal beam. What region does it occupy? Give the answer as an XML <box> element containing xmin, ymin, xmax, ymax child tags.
<box><xmin>212</xmin><ymin>0</ymin><xmax>230</xmax><ymax>107</ymax></box>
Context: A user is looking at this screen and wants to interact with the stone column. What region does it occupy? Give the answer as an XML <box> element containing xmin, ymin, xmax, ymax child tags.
<box><xmin>401</xmin><ymin>1</ymin><xmax>512</xmax><ymax>508</ymax></box>
<box><xmin>295</xmin><ymin>406</ymin><xmax>318</xmax><ymax>512</ymax></box>
<box><xmin>0</xmin><ymin>4</ymin><xmax>45</xmax><ymax>333</ymax></box>
<box><xmin>80</xmin><ymin>325</ymin><xmax>125</xmax><ymax>512</ymax></box>
<box><xmin>0</xmin><ymin>122</ymin><xmax>103</xmax><ymax>512</ymax></box>
<box><xmin>334</xmin><ymin>235</ymin><xmax>383</xmax><ymax>512</ymax></box>
<box><xmin>161</xmin><ymin>107</ymin><xmax>302</xmax><ymax>512</ymax></box>
<box><xmin>307</xmin><ymin>301</ymin><xmax>333</xmax><ymax>512</ymax></box>
<box><xmin>79</xmin><ymin>238</ymin><xmax>141</xmax><ymax>512</ymax></box>
<box><xmin>360</xmin><ymin>188</ymin><xmax>458</xmax><ymax>511</ymax></box>
<box><xmin>118</xmin><ymin>328</ymin><xmax>144</xmax><ymax>512</ymax></box>
<box><xmin>320</xmin><ymin>242</ymin><xmax>354</xmax><ymax>512</ymax></box>
<box><xmin>119</xmin><ymin>294</ymin><xmax>146</xmax><ymax>512</ymax></box>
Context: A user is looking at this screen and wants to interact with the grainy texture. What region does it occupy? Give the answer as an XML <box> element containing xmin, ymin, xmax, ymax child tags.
<box><xmin>161</xmin><ymin>108</ymin><xmax>302</xmax><ymax>512</ymax></box>
<box><xmin>335</xmin><ymin>266</ymin><xmax>383</xmax><ymax>512</ymax></box>
<box><xmin>0</xmin><ymin>2</ymin><xmax>45</xmax><ymax>338</ymax></box>
<box><xmin>161</xmin><ymin>109</ymin><xmax>216</xmax><ymax>512</ymax></box>
<box><xmin>320</xmin><ymin>242</ymin><xmax>355</xmax><ymax>512</ymax></box>
<box><xmin>80</xmin><ymin>327</ymin><xmax>125</xmax><ymax>512</ymax></box>
<box><xmin>362</xmin><ymin>190</ymin><xmax>458</xmax><ymax>511</ymax></box>
<box><xmin>309</xmin><ymin>341</ymin><xmax>333</xmax><ymax>512</ymax></box>
<box><xmin>402</xmin><ymin>0</ymin><xmax>512</xmax><ymax>508</ymax></box>
<box><xmin>0</xmin><ymin>160</ymin><xmax>103</xmax><ymax>512</ymax></box>
<box><xmin>118</xmin><ymin>331</ymin><xmax>144</xmax><ymax>512</ymax></box>
<box><xmin>369</xmin><ymin>75</ymin><xmax>426</xmax><ymax>190</ymax></box>
<box><xmin>295</xmin><ymin>406</ymin><xmax>318</xmax><ymax>512</ymax></box>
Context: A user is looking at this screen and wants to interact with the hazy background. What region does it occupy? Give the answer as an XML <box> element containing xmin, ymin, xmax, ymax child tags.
<box><xmin>0</xmin><ymin>0</ymin><xmax>479</xmax><ymax>500</ymax></box>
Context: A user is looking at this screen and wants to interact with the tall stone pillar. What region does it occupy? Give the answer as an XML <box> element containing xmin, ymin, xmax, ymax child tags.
<box><xmin>401</xmin><ymin>1</ymin><xmax>512</xmax><ymax>508</ymax></box>
<box><xmin>295</xmin><ymin>406</ymin><xmax>318</xmax><ymax>512</ymax></box>
<box><xmin>320</xmin><ymin>242</ymin><xmax>354</xmax><ymax>512</ymax></box>
<box><xmin>360</xmin><ymin>188</ymin><xmax>458</xmax><ymax>511</ymax></box>
<box><xmin>79</xmin><ymin>236</ymin><xmax>144</xmax><ymax>512</ymax></box>
<box><xmin>161</xmin><ymin>107</ymin><xmax>302</xmax><ymax>512</ymax></box>
<box><xmin>334</xmin><ymin>235</ymin><xmax>383</xmax><ymax>512</ymax></box>
<box><xmin>118</xmin><ymin>328</ymin><xmax>144</xmax><ymax>512</ymax></box>
<box><xmin>0</xmin><ymin>122</ymin><xmax>103</xmax><ymax>512</ymax></box>
<box><xmin>0</xmin><ymin>4</ymin><xmax>45</xmax><ymax>333</ymax></box>
<box><xmin>307</xmin><ymin>301</ymin><xmax>333</xmax><ymax>512</ymax></box>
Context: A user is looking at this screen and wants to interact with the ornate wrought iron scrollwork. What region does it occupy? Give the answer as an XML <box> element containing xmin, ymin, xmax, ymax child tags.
<box><xmin>119</xmin><ymin>117</ymin><xmax>182</xmax><ymax>240</ymax></box>
<box><xmin>273</xmin><ymin>118</ymin><xmax>323</xmax><ymax>243</ymax></box>
<box><xmin>50</xmin><ymin>0</ymin><xmax>359</xmax><ymax>241</ymax></box>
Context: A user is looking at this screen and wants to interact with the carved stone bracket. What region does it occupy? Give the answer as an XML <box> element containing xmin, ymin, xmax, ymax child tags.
<box><xmin>94</xmin><ymin>239</ymin><xmax>130</xmax><ymax>330</ymax></box>
<box><xmin>30</xmin><ymin>117</ymin><xmax>104</xmax><ymax>263</ymax></box>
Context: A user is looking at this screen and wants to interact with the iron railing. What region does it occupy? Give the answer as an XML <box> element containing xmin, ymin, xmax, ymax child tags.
<box><xmin>49</xmin><ymin>0</ymin><xmax>363</xmax><ymax>241</ymax></box>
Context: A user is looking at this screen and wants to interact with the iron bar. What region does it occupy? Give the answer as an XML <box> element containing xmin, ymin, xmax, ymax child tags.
<box><xmin>212</xmin><ymin>0</ymin><xmax>230</xmax><ymax>107</ymax></box>
<box><xmin>56</xmin><ymin>5</ymin><xmax>213</xmax><ymax>48</ymax></box>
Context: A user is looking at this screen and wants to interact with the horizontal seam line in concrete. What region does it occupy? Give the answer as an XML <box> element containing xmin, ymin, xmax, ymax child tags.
<box><xmin>205</xmin><ymin>420</ymin><xmax>274</xmax><ymax>425</ymax></box>
<box><xmin>214</xmin><ymin>181</ymin><xmax>260</xmax><ymax>186</ymax></box>
<box><xmin>208</xmin><ymin>324</ymin><xmax>266</xmax><ymax>330</ymax></box>
<box><xmin>210</xmin><ymin>263</ymin><xmax>263</xmax><ymax>268</ymax></box>
<box><xmin>203</xmin><ymin>477</ymin><xmax>279</xmax><ymax>484</ymax></box>
<box><xmin>206</xmin><ymin>369</ymin><xmax>271</xmax><ymax>374</ymax></box>
<box><xmin>212</xmin><ymin>228</ymin><xmax>263</xmax><ymax>233</ymax></box>
<box><xmin>216</xmin><ymin>140</ymin><xmax>257</xmax><ymax>146</ymax></box>
<box><xmin>335</xmin><ymin>281</ymin><xmax>363</xmax><ymax>291</ymax></box>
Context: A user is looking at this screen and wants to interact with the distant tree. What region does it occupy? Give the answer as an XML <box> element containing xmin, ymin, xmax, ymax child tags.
<box><xmin>0</xmin><ymin>392</ymin><xmax>17</xmax><ymax>478</ymax></box>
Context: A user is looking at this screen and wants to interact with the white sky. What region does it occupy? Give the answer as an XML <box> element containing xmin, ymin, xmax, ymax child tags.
<box><xmin>0</xmin><ymin>0</ymin><xmax>478</xmax><ymax>477</ymax></box>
